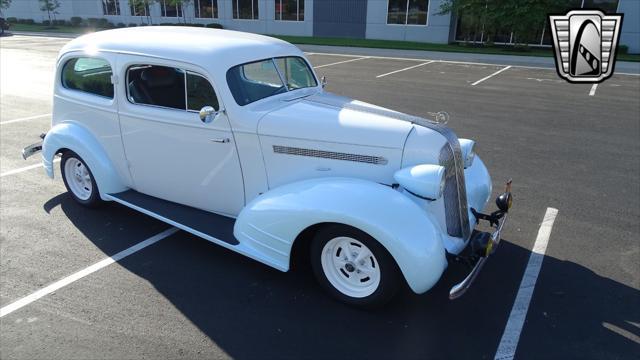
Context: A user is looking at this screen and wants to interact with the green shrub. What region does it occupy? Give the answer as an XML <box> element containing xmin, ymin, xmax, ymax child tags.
<box><xmin>619</xmin><ymin>45</ymin><xmax>629</xmax><ymax>54</ymax></box>
<box><xmin>42</xmin><ymin>20</ymin><xmax>51</xmax><ymax>26</ymax></box>
<box><xmin>23</xmin><ymin>19</ymin><xmax>35</xmax><ymax>25</ymax></box>
<box><xmin>53</xmin><ymin>19</ymin><xmax>66</xmax><ymax>26</ymax></box>
<box><xmin>128</xmin><ymin>23</ymin><xmax>138</xmax><ymax>27</ymax></box>
<box><xmin>70</xmin><ymin>16</ymin><xmax>82</xmax><ymax>27</ymax></box>
<box><xmin>116</xmin><ymin>22</ymin><xmax>126</xmax><ymax>28</ymax></box>
<box><xmin>6</xmin><ymin>17</ymin><xmax>17</xmax><ymax>24</ymax></box>
<box><xmin>205</xmin><ymin>23</ymin><xmax>223</xmax><ymax>29</ymax></box>
<box><xmin>86</xmin><ymin>18</ymin><xmax>100</xmax><ymax>27</ymax></box>
<box><xmin>97</xmin><ymin>18</ymin><xmax>109</xmax><ymax>28</ymax></box>
<box><xmin>190</xmin><ymin>23</ymin><xmax>205</xmax><ymax>27</ymax></box>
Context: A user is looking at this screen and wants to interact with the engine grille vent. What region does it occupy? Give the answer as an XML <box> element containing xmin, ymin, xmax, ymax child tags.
<box><xmin>273</xmin><ymin>145</ymin><xmax>388</xmax><ymax>165</ymax></box>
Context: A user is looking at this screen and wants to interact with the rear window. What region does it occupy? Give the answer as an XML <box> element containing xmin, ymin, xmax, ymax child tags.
<box><xmin>61</xmin><ymin>57</ymin><xmax>114</xmax><ymax>98</ymax></box>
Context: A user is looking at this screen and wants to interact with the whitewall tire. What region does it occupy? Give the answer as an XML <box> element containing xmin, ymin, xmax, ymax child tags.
<box><xmin>311</xmin><ymin>224</ymin><xmax>401</xmax><ymax>308</ymax></box>
<box><xmin>61</xmin><ymin>151</ymin><xmax>102</xmax><ymax>207</ymax></box>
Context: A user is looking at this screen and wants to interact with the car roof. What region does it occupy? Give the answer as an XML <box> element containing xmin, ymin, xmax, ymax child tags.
<box><xmin>60</xmin><ymin>27</ymin><xmax>302</xmax><ymax>70</ymax></box>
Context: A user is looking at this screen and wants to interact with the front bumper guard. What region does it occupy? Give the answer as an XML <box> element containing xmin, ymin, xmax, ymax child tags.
<box><xmin>448</xmin><ymin>180</ymin><xmax>513</xmax><ymax>300</ymax></box>
<box><xmin>449</xmin><ymin>213</ymin><xmax>508</xmax><ymax>299</ymax></box>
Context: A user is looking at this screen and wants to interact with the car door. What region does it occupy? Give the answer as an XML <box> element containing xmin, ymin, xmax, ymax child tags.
<box><xmin>117</xmin><ymin>57</ymin><xmax>245</xmax><ymax>216</ymax></box>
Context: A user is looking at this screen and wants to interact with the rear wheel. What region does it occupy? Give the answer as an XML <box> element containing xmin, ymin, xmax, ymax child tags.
<box><xmin>311</xmin><ymin>224</ymin><xmax>401</xmax><ymax>308</ymax></box>
<box><xmin>61</xmin><ymin>151</ymin><xmax>102</xmax><ymax>207</ymax></box>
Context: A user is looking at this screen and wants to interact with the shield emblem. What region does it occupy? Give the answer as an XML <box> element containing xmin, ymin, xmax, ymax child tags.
<box><xmin>549</xmin><ymin>10</ymin><xmax>623</xmax><ymax>83</ymax></box>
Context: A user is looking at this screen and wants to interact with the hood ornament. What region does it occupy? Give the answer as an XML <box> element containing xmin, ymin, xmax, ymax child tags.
<box><xmin>427</xmin><ymin>111</ymin><xmax>450</xmax><ymax>125</ymax></box>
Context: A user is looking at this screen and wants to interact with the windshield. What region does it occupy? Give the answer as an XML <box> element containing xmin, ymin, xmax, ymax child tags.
<box><xmin>226</xmin><ymin>56</ymin><xmax>317</xmax><ymax>106</ymax></box>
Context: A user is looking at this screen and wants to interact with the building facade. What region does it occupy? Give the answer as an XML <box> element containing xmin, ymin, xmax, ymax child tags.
<box><xmin>3</xmin><ymin>0</ymin><xmax>639</xmax><ymax>53</ymax></box>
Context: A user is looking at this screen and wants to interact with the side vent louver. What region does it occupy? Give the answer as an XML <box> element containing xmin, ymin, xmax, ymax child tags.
<box><xmin>273</xmin><ymin>145</ymin><xmax>388</xmax><ymax>165</ymax></box>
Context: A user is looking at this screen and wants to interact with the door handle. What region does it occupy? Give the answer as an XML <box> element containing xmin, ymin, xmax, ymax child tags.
<box><xmin>210</xmin><ymin>138</ymin><xmax>230</xmax><ymax>143</ymax></box>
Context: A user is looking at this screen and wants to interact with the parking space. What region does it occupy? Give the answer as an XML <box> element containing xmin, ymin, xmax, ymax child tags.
<box><xmin>1</xmin><ymin>35</ymin><xmax>638</xmax><ymax>359</ymax></box>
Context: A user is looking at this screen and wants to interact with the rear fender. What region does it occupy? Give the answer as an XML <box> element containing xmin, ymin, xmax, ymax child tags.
<box><xmin>42</xmin><ymin>121</ymin><xmax>127</xmax><ymax>199</ymax></box>
<box><xmin>234</xmin><ymin>177</ymin><xmax>448</xmax><ymax>294</ymax></box>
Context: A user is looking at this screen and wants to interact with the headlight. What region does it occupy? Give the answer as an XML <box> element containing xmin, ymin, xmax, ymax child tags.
<box><xmin>394</xmin><ymin>164</ymin><xmax>446</xmax><ymax>200</ymax></box>
<box><xmin>459</xmin><ymin>139</ymin><xmax>476</xmax><ymax>168</ymax></box>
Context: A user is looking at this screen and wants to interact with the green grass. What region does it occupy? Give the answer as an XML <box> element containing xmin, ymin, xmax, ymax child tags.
<box><xmin>9</xmin><ymin>23</ymin><xmax>95</xmax><ymax>34</ymax></box>
<box><xmin>8</xmin><ymin>23</ymin><xmax>639</xmax><ymax>62</ymax></box>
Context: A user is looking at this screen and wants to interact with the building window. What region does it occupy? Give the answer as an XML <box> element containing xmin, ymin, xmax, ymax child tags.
<box><xmin>130</xmin><ymin>1</ymin><xmax>150</xmax><ymax>17</ymax></box>
<box><xmin>233</xmin><ymin>0</ymin><xmax>259</xmax><ymax>20</ymax></box>
<box><xmin>387</xmin><ymin>0</ymin><xmax>428</xmax><ymax>25</ymax></box>
<box><xmin>195</xmin><ymin>0</ymin><xmax>219</xmax><ymax>18</ymax></box>
<box><xmin>162</xmin><ymin>0</ymin><xmax>183</xmax><ymax>17</ymax></box>
<box><xmin>102</xmin><ymin>0</ymin><xmax>120</xmax><ymax>16</ymax></box>
<box><xmin>275</xmin><ymin>0</ymin><xmax>304</xmax><ymax>21</ymax></box>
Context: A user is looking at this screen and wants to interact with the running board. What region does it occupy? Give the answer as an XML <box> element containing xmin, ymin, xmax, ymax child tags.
<box><xmin>106</xmin><ymin>190</ymin><xmax>239</xmax><ymax>245</ymax></box>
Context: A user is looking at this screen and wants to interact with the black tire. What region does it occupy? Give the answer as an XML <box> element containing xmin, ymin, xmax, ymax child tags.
<box><xmin>60</xmin><ymin>151</ymin><xmax>103</xmax><ymax>208</ymax></box>
<box><xmin>310</xmin><ymin>224</ymin><xmax>402</xmax><ymax>308</ymax></box>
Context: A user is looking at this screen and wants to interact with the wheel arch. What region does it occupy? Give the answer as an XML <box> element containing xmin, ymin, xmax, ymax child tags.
<box><xmin>42</xmin><ymin>121</ymin><xmax>128</xmax><ymax>199</ymax></box>
<box><xmin>234</xmin><ymin>177</ymin><xmax>449</xmax><ymax>294</ymax></box>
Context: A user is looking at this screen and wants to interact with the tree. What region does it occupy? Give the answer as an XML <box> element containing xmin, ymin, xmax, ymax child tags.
<box><xmin>0</xmin><ymin>0</ymin><xmax>11</xmax><ymax>16</ymax></box>
<box><xmin>439</xmin><ymin>0</ymin><xmax>576</xmax><ymax>45</ymax></box>
<box><xmin>39</xmin><ymin>0</ymin><xmax>60</xmax><ymax>25</ymax></box>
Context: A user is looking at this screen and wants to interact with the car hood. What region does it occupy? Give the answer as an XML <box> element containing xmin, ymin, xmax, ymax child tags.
<box><xmin>257</xmin><ymin>92</ymin><xmax>415</xmax><ymax>150</ymax></box>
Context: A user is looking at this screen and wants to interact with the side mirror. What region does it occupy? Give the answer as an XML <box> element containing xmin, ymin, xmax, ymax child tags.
<box><xmin>321</xmin><ymin>76</ymin><xmax>327</xmax><ymax>88</ymax></box>
<box><xmin>199</xmin><ymin>106</ymin><xmax>223</xmax><ymax>123</ymax></box>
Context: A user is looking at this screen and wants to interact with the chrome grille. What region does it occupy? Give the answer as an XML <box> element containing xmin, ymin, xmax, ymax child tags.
<box><xmin>273</xmin><ymin>145</ymin><xmax>388</xmax><ymax>165</ymax></box>
<box><xmin>439</xmin><ymin>145</ymin><xmax>469</xmax><ymax>238</ymax></box>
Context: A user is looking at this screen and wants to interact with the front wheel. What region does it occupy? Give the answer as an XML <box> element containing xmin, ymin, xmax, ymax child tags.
<box><xmin>61</xmin><ymin>151</ymin><xmax>102</xmax><ymax>207</ymax></box>
<box><xmin>311</xmin><ymin>224</ymin><xmax>402</xmax><ymax>308</ymax></box>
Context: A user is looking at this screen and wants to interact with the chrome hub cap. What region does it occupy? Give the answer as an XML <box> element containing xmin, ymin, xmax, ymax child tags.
<box><xmin>321</xmin><ymin>237</ymin><xmax>381</xmax><ymax>298</ymax></box>
<box><xmin>64</xmin><ymin>158</ymin><xmax>92</xmax><ymax>201</ymax></box>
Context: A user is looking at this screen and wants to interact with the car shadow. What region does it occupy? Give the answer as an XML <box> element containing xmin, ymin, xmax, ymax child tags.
<box><xmin>45</xmin><ymin>194</ymin><xmax>640</xmax><ymax>359</ymax></box>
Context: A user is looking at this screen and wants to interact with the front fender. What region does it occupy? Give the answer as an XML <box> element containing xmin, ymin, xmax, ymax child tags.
<box><xmin>43</xmin><ymin>122</ymin><xmax>127</xmax><ymax>199</ymax></box>
<box><xmin>234</xmin><ymin>177</ymin><xmax>448</xmax><ymax>294</ymax></box>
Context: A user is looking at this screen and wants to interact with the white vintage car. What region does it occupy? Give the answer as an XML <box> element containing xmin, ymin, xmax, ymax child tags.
<box><xmin>23</xmin><ymin>27</ymin><xmax>512</xmax><ymax>308</ymax></box>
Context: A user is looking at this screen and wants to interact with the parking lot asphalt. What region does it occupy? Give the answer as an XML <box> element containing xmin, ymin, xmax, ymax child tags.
<box><xmin>1</xmin><ymin>35</ymin><xmax>639</xmax><ymax>359</ymax></box>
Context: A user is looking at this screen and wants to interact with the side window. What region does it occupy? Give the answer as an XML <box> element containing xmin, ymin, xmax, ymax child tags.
<box><xmin>126</xmin><ymin>64</ymin><xmax>186</xmax><ymax>110</ymax></box>
<box><xmin>186</xmin><ymin>72</ymin><xmax>219</xmax><ymax>111</ymax></box>
<box><xmin>62</xmin><ymin>57</ymin><xmax>114</xmax><ymax>98</ymax></box>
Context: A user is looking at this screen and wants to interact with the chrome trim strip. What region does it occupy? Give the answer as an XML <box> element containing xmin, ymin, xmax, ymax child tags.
<box><xmin>273</xmin><ymin>145</ymin><xmax>388</xmax><ymax>165</ymax></box>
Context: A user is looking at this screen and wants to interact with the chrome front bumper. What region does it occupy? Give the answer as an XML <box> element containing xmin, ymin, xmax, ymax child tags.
<box><xmin>448</xmin><ymin>180</ymin><xmax>513</xmax><ymax>299</ymax></box>
<box><xmin>448</xmin><ymin>213</ymin><xmax>508</xmax><ymax>299</ymax></box>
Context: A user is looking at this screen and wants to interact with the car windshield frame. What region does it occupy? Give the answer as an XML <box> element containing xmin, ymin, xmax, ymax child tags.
<box><xmin>226</xmin><ymin>56</ymin><xmax>318</xmax><ymax>106</ymax></box>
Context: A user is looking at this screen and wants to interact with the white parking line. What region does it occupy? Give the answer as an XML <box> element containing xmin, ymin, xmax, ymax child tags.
<box><xmin>471</xmin><ymin>66</ymin><xmax>512</xmax><ymax>86</ymax></box>
<box><xmin>0</xmin><ymin>113</ymin><xmax>51</xmax><ymax>125</ymax></box>
<box><xmin>304</xmin><ymin>52</ymin><xmax>640</xmax><ymax>76</ymax></box>
<box><xmin>313</xmin><ymin>56</ymin><xmax>370</xmax><ymax>69</ymax></box>
<box><xmin>0</xmin><ymin>158</ymin><xmax>60</xmax><ymax>177</ymax></box>
<box><xmin>376</xmin><ymin>60</ymin><xmax>435</xmax><ymax>78</ymax></box>
<box><xmin>494</xmin><ymin>207</ymin><xmax>559</xmax><ymax>360</ymax></box>
<box><xmin>0</xmin><ymin>227</ymin><xmax>179</xmax><ymax>318</ymax></box>
<box><xmin>589</xmin><ymin>84</ymin><xmax>598</xmax><ymax>96</ymax></box>
<box><xmin>0</xmin><ymin>158</ymin><xmax>60</xmax><ymax>178</ymax></box>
